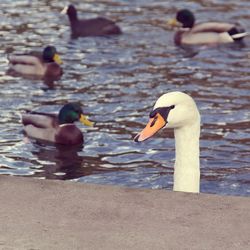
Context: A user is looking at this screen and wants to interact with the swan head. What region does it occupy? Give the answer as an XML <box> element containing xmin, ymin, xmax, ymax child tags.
<box><xmin>134</xmin><ymin>91</ymin><xmax>200</xmax><ymax>142</ymax></box>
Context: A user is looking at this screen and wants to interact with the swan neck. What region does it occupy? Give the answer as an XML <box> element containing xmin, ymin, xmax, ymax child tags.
<box><xmin>173</xmin><ymin>121</ymin><xmax>200</xmax><ymax>193</ymax></box>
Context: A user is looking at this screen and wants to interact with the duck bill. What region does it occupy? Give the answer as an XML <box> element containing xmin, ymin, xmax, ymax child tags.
<box><xmin>134</xmin><ymin>113</ymin><xmax>166</xmax><ymax>142</ymax></box>
<box><xmin>53</xmin><ymin>54</ymin><xmax>62</xmax><ymax>65</ymax></box>
<box><xmin>80</xmin><ymin>114</ymin><xmax>94</xmax><ymax>127</ymax></box>
<box><xmin>61</xmin><ymin>6</ymin><xmax>68</xmax><ymax>14</ymax></box>
<box><xmin>167</xmin><ymin>18</ymin><xmax>182</xmax><ymax>28</ymax></box>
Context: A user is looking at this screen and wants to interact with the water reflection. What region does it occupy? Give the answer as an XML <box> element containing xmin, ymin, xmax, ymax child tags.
<box><xmin>0</xmin><ymin>0</ymin><xmax>249</xmax><ymax>196</ymax></box>
<box><xmin>6</xmin><ymin>69</ymin><xmax>61</xmax><ymax>88</ymax></box>
<box><xmin>30</xmin><ymin>143</ymin><xmax>89</xmax><ymax>179</ymax></box>
<box><xmin>29</xmin><ymin>140</ymin><xmax>136</xmax><ymax>182</ymax></box>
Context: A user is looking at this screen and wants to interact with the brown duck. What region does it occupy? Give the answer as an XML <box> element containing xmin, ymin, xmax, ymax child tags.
<box><xmin>22</xmin><ymin>103</ymin><xmax>93</xmax><ymax>145</ymax></box>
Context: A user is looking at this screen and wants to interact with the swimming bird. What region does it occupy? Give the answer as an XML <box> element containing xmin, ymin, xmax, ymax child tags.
<box><xmin>168</xmin><ymin>9</ymin><xmax>248</xmax><ymax>46</ymax></box>
<box><xmin>8</xmin><ymin>46</ymin><xmax>63</xmax><ymax>77</ymax></box>
<box><xmin>61</xmin><ymin>4</ymin><xmax>122</xmax><ymax>38</ymax></box>
<box><xmin>134</xmin><ymin>92</ymin><xmax>200</xmax><ymax>193</ymax></box>
<box><xmin>21</xmin><ymin>103</ymin><xmax>93</xmax><ymax>145</ymax></box>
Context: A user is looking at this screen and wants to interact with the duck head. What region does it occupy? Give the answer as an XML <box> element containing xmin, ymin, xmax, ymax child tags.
<box><xmin>168</xmin><ymin>9</ymin><xmax>195</xmax><ymax>29</ymax></box>
<box><xmin>61</xmin><ymin>4</ymin><xmax>77</xmax><ymax>21</ymax></box>
<box><xmin>43</xmin><ymin>46</ymin><xmax>62</xmax><ymax>65</ymax></box>
<box><xmin>58</xmin><ymin>103</ymin><xmax>94</xmax><ymax>126</ymax></box>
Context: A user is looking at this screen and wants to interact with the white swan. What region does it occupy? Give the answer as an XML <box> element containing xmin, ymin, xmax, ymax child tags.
<box><xmin>134</xmin><ymin>91</ymin><xmax>200</xmax><ymax>193</ymax></box>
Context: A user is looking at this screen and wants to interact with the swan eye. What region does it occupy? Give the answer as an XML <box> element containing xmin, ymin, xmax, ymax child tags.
<box><xmin>149</xmin><ymin>109</ymin><xmax>158</xmax><ymax>118</ymax></box>
<box><xmin>149</xmin><ymin>105</ymin><xmax>175</xmax><ymax>120</ymax></box>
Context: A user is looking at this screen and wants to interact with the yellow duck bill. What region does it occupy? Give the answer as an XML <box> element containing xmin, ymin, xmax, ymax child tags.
<box><xmin>53</xmin><ymin>53</ymin><xmax>63</xmax><ymax>65</ymax></box>
<box><xmin>80</xmin><ymin>114</ymin><xmax>94</xmax><ymax>127</ymax></box>
<box><xmin>167</xmin><ymin>18</ymin><xmax>182</xmax><ymax>28</ymax></box>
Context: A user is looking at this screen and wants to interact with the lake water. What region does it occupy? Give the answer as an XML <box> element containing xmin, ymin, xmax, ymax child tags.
<box><xmin>0</xmin><ymin>0</ymin><xmax>249</xmax><ymax>196</ymax></box>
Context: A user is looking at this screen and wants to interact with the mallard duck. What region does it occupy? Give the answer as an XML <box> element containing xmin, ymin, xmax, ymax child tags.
<box><xmin>168</xmin><ymin>9</ymin><xmax>248</xmax><ymax>46</ymax></box>
<box><xmin>61</xmin><ymin>4</ymin><xmax>122</xmax><ymax>38</ymax></box>
<box><xmin>134</xmin><ymin>92</ymin><xmax>200</xmax><ymax>193</ymax></box>
<box><xmin>22</xmin><ymin>103</ymin><xmax>94</xmax><ymax>145</ymax></box>
<box><xmin>8</xmin><ymin>46</ymin><xmax>63</xmax><ymax>77</ymax></box>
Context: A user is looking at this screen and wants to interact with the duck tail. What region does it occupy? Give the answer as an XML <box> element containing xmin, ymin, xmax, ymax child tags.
<box><xmin>231</xmin><ymin>32</ymin><xmax>249</xmax><ymax>40</ymax></box>
<box><xmin>228</xmin><ymin>26</ymin><xmax>248</xmax><ymax>41</ymax></box>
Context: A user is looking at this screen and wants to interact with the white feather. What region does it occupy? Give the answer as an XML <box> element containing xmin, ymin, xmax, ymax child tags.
<box><xmin>231</xmin><ymin>32</ymin><xmax>249</xmax><ymax>39</ymax></box>
<box><xmin>154</xmin><ymin>92</ymin><xmax>200</xmax><ymax>193</ymax></box>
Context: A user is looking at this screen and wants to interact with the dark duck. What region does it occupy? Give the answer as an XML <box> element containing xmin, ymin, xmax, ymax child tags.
<box><xmin>61</xmin><ymin>4</ymin><xmax>122</xmax><ymax>38</ymax></box>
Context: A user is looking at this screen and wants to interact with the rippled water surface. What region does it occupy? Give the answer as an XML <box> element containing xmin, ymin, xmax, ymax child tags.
<box><xmin>0</xmin><ymin>0</ymin><xmax>250</xmax><ymax>196</ymax></box>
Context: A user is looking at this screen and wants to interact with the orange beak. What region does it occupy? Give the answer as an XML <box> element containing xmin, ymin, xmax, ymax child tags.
<box><xmin>134</xmin><ymin>113</ymin><xmax>166</xmax><ymax>142</ymax></box>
